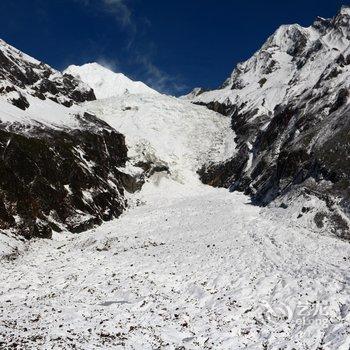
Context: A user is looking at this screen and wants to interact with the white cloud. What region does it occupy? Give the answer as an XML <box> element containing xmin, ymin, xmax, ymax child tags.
<box><xmin>75</xmin><ymin>0</ymin><xmax>186</xmax><ymax>95</ymax></box>
<box><xmin>136</xmin><ymin>54</ymin><xmax>187</xmax><ymax>95</ymax></box>
<box><xmin>77</xmin><ymin>0</ymin><xmax>134</xmax><ymax>30</ymax></box>
<box><xmin>102</xmin><ymin>0</ymin><xmax>132</xmax><ymax>28</ymax></box>
<box><xmin>97</xmin><ymin>56</ymin><xmax>119</xmax><ymax>71</ymax></box>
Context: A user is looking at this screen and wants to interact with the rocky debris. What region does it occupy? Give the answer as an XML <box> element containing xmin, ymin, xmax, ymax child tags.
<box><xmin>192</xmin><ymin>6</ymin><xmax>350</xmax><ymax>236</ymax></box>
<box><xmin>8</xmin><ymin>91</ymin><xmax>30</xmax><ymax>110</ymax></box>
<box><xmin>195</xmin><ymin>100</ymin><xmax>235</xmax><ymax>117</ymax></box>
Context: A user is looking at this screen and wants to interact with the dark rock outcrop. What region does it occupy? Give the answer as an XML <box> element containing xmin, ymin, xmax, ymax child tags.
<box><xmin>0</xmin><ymin>116</ymin><xmax>129</xmax><ymax>238</ymax></box>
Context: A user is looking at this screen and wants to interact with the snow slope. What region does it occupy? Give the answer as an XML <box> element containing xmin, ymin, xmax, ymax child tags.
<box><xmin>0</xmin><ymin>38</ymin><xmax>97</xmax><ymax>132</ymax></box>
<box><xmin>85</xmin><ymin>94</ymin><xmax>236</xmax><ymax>184</ymax></box>
<box><xmin>1</xmin><ymin>86</ymin><xmax>349</xmax><ymax>348</ymax></box>
<box><xmin>1</xmin><ymin>179</ymin><xmax>350</xmax><ymax>349</ymax></box>
<box><xmin>0</xmin><ymin>38</ymin><xmax>95</xmax><ymax>109</ymax></box>
<box><xmin>64</xmin><ymin>63</ymin><xmax>158</xmax><ymax>99</ymax></box>
<box><xmin>0</xmin><ymin>93</ymin><xmax>83</xmax><ymax>131</ymax></box>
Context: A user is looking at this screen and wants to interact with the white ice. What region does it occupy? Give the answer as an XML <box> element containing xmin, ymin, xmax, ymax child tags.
<box><xmin>1</xmin><ymin>92</ymin><xmax>350</xmax><ymax>349</ymax></box>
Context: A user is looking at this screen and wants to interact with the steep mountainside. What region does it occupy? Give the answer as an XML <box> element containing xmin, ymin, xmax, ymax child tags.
<box><xmin>0</xmin><ymin>39</ymin><xmax>95</xmax><ymax>108</ymax></box>
<box><xmin>64</xmin><ymin>63</ymin><xmax>158</xmax><ymax>99</ymax></box>
<box><xmin>0</xmin><ymin>39</ymin><xmax>133</xmax><ymax>239</ymax></box>
<box><xmin>0</xmin><ymin>39</ymin><xmax>235</xmax><ymax>242</ymax></box>
<box><xmin>188</xmin><ymin>6</ymin><xmax>350</xmax><ymax>237</ymax></box>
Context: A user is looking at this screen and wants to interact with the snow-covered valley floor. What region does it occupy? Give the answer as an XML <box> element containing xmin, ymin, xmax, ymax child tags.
<box><xmin>1</xmin><ymin>178</ymin><xmax>350</xmax><ymax>349</ymax></box>
<box><xmin>1</xmin><ymin>94</ymin><xmax>350</xmax><ymax>349</ymax></box>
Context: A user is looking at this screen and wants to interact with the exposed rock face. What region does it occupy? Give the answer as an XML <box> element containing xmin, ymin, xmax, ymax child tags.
<box><xmin>193</xmin><ymin>6</ymin><xmax>350</xmax><ymax>235</ymax></box>
<box><xmin>0</xmin><ymin>39</ymin><xmax>135</xmax><ymax>239</ymax></box>
<box><xmin>0</xmin><ymin>39</ymin><xmax>95</xmax><ymax>109</ymax></box>
<box><xmin>0</xmin><ymin>120</ymin><xmax>128</xmax><ymax>238</ymax></box>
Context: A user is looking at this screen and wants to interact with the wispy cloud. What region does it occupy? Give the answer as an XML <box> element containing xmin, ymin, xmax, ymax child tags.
<box><xmin>78</xmin><ymin>0</ymin><xmax>137</xmax><ymax>50</ymax></box>
<box><xmin>136</xmin><ymin>54</ymin><xmax>188</xmax><ymax>95</ymax></box>
<box><xmin>75</xmin><ymin>0</ymin><xmax>187</xmax><ymax>95</ymax></box>
<box><xmin>102</xmin><ymin>0</ymin><xmax>133</xmax><ymax>29</ymax></box>
<box><xmin>77</xmin><ymin>0</ymin><xmax>134</xmax><ymax>31</ymax></box>
<box><xmin>97</xmin><ymin>56</ymin><xmax>119</xmax><ymax>71</ymax></box>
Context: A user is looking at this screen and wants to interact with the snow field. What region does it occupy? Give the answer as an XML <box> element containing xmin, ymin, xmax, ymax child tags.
<box><xmin>1</xmin><ymin>179</ymin><xmax>350</xmax><ymax>349</ymax></box>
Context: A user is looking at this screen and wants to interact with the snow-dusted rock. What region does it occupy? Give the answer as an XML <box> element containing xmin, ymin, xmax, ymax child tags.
<box><xmin>0</xmin><ymin>39</ymin><xmax>95</xmax><ymax>109</ymax></box>
<box><xmin>0</xmin><ymin>40</ymin><xmax>133</xmax><ymax>239</ymax></box>
<box><xmin>192</xmin><ymin>6</ymin><xmax>350</xmax><ymax>236</ymax></box>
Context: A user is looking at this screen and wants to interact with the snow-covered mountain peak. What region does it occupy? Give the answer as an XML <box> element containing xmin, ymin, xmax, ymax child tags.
<box><xmin>340</xmin><ymin>5</ymin><xmax>350</xmax><ymax>16</ymax></box>
<box><xmin>64</xmin><ymin>62</ymin><xmax>159</xmax><ymax>99</ymax></box>
<box><xmin>190</xmin><ymin>6</ymin><xmax>350</xmax><ymax>117</ymax></box>
<box><xmin>0</xmin><ymin>38</ymin><xmax>97</xmax><ymax>130</ymax></box>
<box><xmin>67</xmin><ymin>62</ymin><xmax>113</xmax><ymax>76</ymax></box>
<box><xmin>188</xmin><ymin>6</ymin><xmax>350</xmax><ymax>234</ymax></box>
<box><xmin>262</xmin><ymin>23</ymin><xmax>315</xmax><ymax>55</ymax></box>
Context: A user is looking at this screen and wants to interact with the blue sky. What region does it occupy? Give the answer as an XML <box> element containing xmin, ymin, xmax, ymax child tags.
<box><xmin>0</xmin><ymin>0</ymin><xmax>347</xmax><ymax>95</ymax></box>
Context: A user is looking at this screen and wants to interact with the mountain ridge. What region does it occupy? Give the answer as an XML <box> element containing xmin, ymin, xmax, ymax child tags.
<box><xmin>0</xmin><ymin>38</ymin><xmax>137</xmax><ymax>239</ymax></box>
<box><xmin>187</xmin><ymin>6</ymin><xmax>350</xmax><ymax>237</ymax></box>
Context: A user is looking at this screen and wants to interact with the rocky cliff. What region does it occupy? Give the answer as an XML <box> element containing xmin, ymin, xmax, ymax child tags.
<box><xmin>0</xmin><ymin>39</ymin><xmax>134</xmax><ymax>239</ymax></box>
<box><xmin>189</xmin><ymin>6</ymin><xmax>350</xmax><ymax>236</ymax></box>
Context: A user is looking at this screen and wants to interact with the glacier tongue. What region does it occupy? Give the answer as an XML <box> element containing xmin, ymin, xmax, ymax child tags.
<box><xmin>85</xmin><ymin>93</ymin><xmax>236</xmax><ymax>186</ymax></box>
<box><xmin>2</xmin><ymin>67</ymin><xmax>349</xmax><ymax>349</ymax></box>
